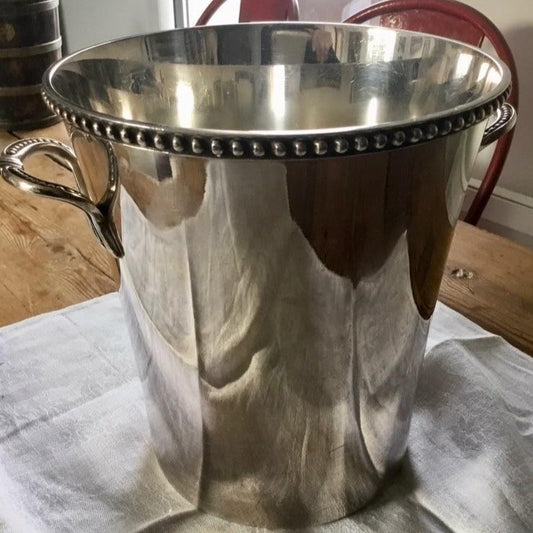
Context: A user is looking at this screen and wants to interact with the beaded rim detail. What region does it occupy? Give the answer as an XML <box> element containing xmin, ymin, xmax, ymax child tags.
<box><xmin>42</xmin><ymin>87</ymin><xmax>510</xmax><ymax>160</ymax></box>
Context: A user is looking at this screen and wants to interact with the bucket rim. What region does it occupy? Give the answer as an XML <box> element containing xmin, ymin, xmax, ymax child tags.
<box><xmin>41</xmin><ymin>22</ymin><xmax>512</xmax><ymax>159</ymax></box>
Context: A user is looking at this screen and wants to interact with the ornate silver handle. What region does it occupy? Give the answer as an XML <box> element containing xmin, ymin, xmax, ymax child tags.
<box><xmin>481</xmin><ymin>103</ymin><xmax>517</xmax><ymax>148</ymax></box>
<box><xmin>0</xmin><ymin>137</ymin><xmax>124</xmax><ymax>258</ymax></box>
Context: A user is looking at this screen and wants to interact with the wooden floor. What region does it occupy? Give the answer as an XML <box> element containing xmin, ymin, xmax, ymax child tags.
<box><xmin>0</xmin><ymin>125</ymin><xmax>120</xmax><ymax>325</ymax></box>
<box><xmin>1</xmin><ymin>124</ymin><xmax>532</xmax><ymax>355</ymax></box>
<box><xmin>441</xmin><ymin>222</ymin><xmax>533</xmax><ymax>355</ymax></box>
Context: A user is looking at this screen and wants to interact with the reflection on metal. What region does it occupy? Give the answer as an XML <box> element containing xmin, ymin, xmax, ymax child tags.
<box><xmin>367</xmin><ymin>27</ymin><xmax>397</xmax><ymax>62</ymax></box>
<box><xmin>366</xmin><ymin>96</ymin><xmax>380</xmax><ymax>126</ymax></box>
<box><xmin>111</xmin><ymin>133</ymin><xmax>480</xmax><ymax>526</ymax></box>
<box><xmin>454</xmin><ymin>52</ymin><xmax>474</xmax><ymax>79</ymax></box>
<box><xmin>41</xmin><ymin>23</ymin><xmax>512</xmax><ymax>158</ymax></box>
<box><xmin>0</xmin><ymin>22</ymin><xmax>517</xmax><ymax>528</ymax></box>
<box><xmin>270</xmin><ymin>64</ymin><xmax>287</xmax><ymax>121</ymax></box>
<box><xmin>175</xmin><ymin>80</ymin><xmax>195</xmax><ymax>128</ymax></box>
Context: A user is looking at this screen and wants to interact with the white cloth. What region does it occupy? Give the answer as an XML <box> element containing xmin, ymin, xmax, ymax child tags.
<box><xmin>0</xmin><ymin>294</ymin><xmax>532</xmax><ymax>532</ymax></box>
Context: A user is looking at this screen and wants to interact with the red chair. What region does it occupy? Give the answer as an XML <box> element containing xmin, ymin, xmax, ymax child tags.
<box><xmin>196</xmin><ymin>0</ymin><xmax>299</xmax><ymax>25</ymax></box>
<box><xmin>345</xmin><ymin>0</ymin><xmax>519</xmax><ymax>225</ymax></box>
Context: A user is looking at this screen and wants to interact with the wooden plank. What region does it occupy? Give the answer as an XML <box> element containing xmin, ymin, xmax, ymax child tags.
<box><xmin>13</xmin><ymin>121</ymin><xmax>71</xmax><ymax>146</ymax></box>
<box><xmin>440</xmin><ymin>221</ymin><xmax>533</xmax><ymax>355</ymax></box>
<box><xmin>0</xmin><ymin>128</ymin><xmax>119</xmax><ymax>326</ymax></box>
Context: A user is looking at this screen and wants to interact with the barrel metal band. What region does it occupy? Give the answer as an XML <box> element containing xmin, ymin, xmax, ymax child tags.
<box><xmin>0</xmin><ymin>37</ymin><xmax>62</xmax><ymax>58</ymax></box>
<box><xmin>0</xmin><ymin>83</ymin><xmax>42</xmax><ymax>96</ymax></box>
<box><xmin>1</xmin><ymin>0</ymin><xmax>59</xmax><ymax>15</ymax></box>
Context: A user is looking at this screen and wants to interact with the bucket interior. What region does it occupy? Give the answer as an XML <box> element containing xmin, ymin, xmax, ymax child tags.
<box><xmin>46</xmin><ymin>23</ymin><xmax>508</xmax><ymax>134</ymax></box>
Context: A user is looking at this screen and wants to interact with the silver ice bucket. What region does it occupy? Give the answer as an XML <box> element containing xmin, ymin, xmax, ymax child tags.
<box><xmin>0</xmin><ymin>23</ymin><xmax>516</xmax><ymax>528</ymax></box>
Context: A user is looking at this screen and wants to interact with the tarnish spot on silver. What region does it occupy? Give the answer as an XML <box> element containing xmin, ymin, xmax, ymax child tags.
<box><xmin>440</xmin><ymin>120</ymin><xmax>452</xmax><ymax>136</ymax></box>
<box><xmin>453</xmin><ymin>116</ymin><xmax>465</xmax><ymax>131</ymax></box>
<box><xmin>136</xmin><ymin>131</ymin><xmax>147</xmax><ymax>147</ymax></box>
<box><xmin>334</xmin><ymin>138</ymin><xmax>348</xmax><ymax>154</ymax></box>
<box><xmin>172</xmin><ymin>135</ymin><xmax>184</xmax><ymax>152</ymax></box>
<box><xmin>252</xmin><ymin>141</ymin><xmax>265</xmax><ymax>157</ymax></box>
<box><xmin>465</xmin><ymin>111</ymin><xmax>476</xmax><ymax>126</ymax></box>
<box><xmin>211</xmin><ymin>139</ymin><xmax>223</xmax><ymax>157</ymax></box>
<box><xmin>374</xmin><ymin>133</ymin><xmax>387</xmax><ymax>150</ymax></box>
<box><xmin>105</xmin><ymin>125</ymin><xmax>116</xmax><ymax>140</ymax></box>
<box><xmin>426</xmin><ymin>124</ymin><xmax>438</xmax><ymax>140</ymax></box>
<box><xmin>293</xmin><ymin>140</ymin><xmax>307</xmax><ymax>157</ymax></box>
<box><xmin>153</xmin><ymin>133</ymin><xmax>165</xmax><ymax>150</ymax></box>
<box><xmin>314</xmin><ymin>139</ymin><xmax>327</xmax><ymax>155</ymax></box>
<box><xmin>354</xmin><ymin>135</ymin><xmax>368</xmax><ymax>152</ymax></box>
<box><xmin>231</xmin><ymin>140</ymin><xmax>244</xmax><ymax>157</ymax></box>
<box><xmin>272</xmin><ymin>141</ymin><xmax>286</xmax><ymax>157</ymax></box>
<box><xmin>410</xmin><ymin>127</ymin><xmax>423</xmax><ymax>143</ymax></box>
<box><xmin>392</xmin><ymin>131</ymin><xmax>406</xmax><ymax>147</ymax></box>
<box><xmin>191</xmin><ymin>138</ymin><xmax>203</xmax><ymax>154</ymax></box>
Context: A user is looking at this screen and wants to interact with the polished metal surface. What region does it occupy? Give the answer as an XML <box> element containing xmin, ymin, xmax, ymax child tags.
<box><xmin>114</xmin><ymin>124</ymin><xmax>485</xmax><ymax>528</ymax></box>
<box><xmin>0</xmin><ymin>22</ymin><xmax>517</xmax><ymax>528</ymax></box>
<box><xmin>42</xmin><ymin>22</ymin><xmax>511</xmax><ymax>158</ymax></box>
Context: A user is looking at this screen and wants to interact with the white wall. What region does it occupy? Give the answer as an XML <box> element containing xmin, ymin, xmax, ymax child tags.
<box><xmin>458</xmin><ymin>0</ymin><xmax>532</xmax><ymax>200</ymax></box>
<box><xmin>61</xmin><ymin>0</ymin><xmax>175</xmax><ymax>53</ymax></box>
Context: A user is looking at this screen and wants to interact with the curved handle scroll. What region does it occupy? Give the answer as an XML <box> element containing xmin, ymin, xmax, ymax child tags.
<box><xmin>481</xmin><ymin>103</ymin><xmax>517</xmax><ymax>149</ymax></box>
<box><xmin>0</xmin><ymin>137</ymin><xmax>124</xmax><ymax>258</ymax></box>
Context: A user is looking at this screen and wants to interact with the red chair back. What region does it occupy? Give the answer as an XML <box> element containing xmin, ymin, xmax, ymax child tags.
<box><xmin>345</xmin><ymin>0</ymin><xmax>519</xmax><ymax>224</ymax></box>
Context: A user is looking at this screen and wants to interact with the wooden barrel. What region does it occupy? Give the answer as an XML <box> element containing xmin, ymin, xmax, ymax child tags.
<box><xmin>0</xmin><ymin>0</ymin><xmax>62</xmax><ymax>130</ymax></box>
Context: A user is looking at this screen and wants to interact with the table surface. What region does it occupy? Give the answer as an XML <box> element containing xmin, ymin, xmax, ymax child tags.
<box><xmin>1</xmin><ymin>124</ymin><xmax>532</xmax><ymax>356</ymax></box>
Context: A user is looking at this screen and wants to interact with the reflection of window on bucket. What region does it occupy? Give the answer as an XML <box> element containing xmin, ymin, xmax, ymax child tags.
<box><xmin>304</xmin><ymin>30</ymin><xmax>342</xmax><ymax>89</ymax></box>
<box><xmin>266</xmin><ymin>27</ymin><xmax>342</xmax><ymax>90</ymax></box>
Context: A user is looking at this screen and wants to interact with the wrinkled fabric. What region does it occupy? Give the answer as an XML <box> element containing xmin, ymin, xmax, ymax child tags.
<box><xmin>0</xmin><ymin>294</ymin><xmax>532</xmax><ymax>532</ymax></box>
